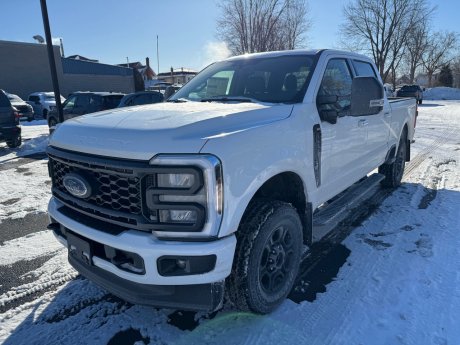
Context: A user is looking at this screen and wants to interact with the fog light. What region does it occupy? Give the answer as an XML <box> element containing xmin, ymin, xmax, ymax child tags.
<box><xmin>159</xmin><ymin>209</ymin><xmax>197</xmax><ymax>223</ymax></box>
<box><xmin>157</xmin><ymin>255</ymin><xmax>217</xmax><ymax>276</ymax></box>
<box><xmin>176</xmin><ymin>259</ymin><xmax>187</xmax><ymax>269</ymax></box>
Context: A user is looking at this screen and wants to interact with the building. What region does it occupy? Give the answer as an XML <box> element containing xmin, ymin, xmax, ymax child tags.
<box><xmin>0</xmin><ymin>40</ymin><xmax>135</xmax><ymax>99</ymax></box>
<box><xmin>117</xmin><ymin>58</ymin><xmax>156</xmax><ymax>89</ymax></box>
<box><xmin>157</xmin><ymin>67</ymin><xmax>198</xmax><ymax>85</ymax></box>
<box><xmin>67</xmin><ymin>54</ymin><xmax>99</xmax><ymax>63</ymax></box>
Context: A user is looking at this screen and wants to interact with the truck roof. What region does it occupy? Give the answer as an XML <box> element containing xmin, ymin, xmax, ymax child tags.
<box><xmin>225</xmin><ymin>49</ymin><xmax>373</xmax><ymax>63</ymax></box>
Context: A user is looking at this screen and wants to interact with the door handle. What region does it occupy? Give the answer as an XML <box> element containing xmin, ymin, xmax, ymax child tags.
<box><xmin>358</xmin><ymin>119</ymin><xmax>368</xmax><ymax>127</ymax></box>
<box><xmin>384</xmin><ymin>112</ymin><xmax>391</xmax><ymax>117</ymax></box>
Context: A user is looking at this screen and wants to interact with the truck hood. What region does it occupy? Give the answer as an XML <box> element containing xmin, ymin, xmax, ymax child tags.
<box><xmin>49</xmin><ymin>101</ymin><xmax>293</xmax><ymax>160</ymax></box>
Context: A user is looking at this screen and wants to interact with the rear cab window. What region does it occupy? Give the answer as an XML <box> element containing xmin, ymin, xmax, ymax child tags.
<box><xmin>352</xmin><ymin>60</ymin><xmax>377</xmax><ymax>77</ymax></box>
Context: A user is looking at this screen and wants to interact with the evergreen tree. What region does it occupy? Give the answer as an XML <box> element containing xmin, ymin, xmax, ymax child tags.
<box><xmin>438</xmin><ymin>64</ymin><xmax>453</xmax><ymax>87</ymax></box>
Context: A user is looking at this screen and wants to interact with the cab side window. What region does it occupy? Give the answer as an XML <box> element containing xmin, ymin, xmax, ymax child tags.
<box><xmin>63</xmin><ymin>96</ymin><xmax>76</xmax><ymax>110</ymax></box>
<box><xmin>75</xmin><ymin>94</ymin><xmax>90</xmax><ymax>109</ymax></box>
<box><xmin>317</xmin><ymin>58</ymin><xmax>352</xmax><ymax>116</ymax></box>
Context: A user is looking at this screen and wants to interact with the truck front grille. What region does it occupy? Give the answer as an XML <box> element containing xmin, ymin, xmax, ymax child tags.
<box><xmin>47</xmin><ymin>146</ymin><xmax>155</xmax><ymax>230</ymax></box>
<box><xmin>51</xmin><ymin>159</ymin><xmax>142</xmax><ymax>214</ymax></box>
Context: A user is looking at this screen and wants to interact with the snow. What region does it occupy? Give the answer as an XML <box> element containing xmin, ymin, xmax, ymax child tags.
<box><xmin>423</xmin><ymin>87</ymin><xmax>460</xmax><ymax>100</ymax></box>
<box><xmin>0</xmin><ymin>231</ymin><xmax>62</xmax><ymax>266</ymax></box>
<box><xmin>0</xmin><ymin>120</ymin><xmax>49</xmax><ymax>162</ymax></box>
<box><xmin>1</xmin><ymin>102</ymin><xmax>460</xmax><ymax>344</ymax></box>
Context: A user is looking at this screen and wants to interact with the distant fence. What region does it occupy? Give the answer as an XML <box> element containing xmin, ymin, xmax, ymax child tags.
<box><xmin>61</xmin><ymin>58</ymin><xmax>133</xmax><ymax>76</ymax></box>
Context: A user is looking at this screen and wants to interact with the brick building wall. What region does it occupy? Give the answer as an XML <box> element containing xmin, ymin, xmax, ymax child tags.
<box><xmin>0</xmin><ymin>40</ymin><xmax>135</xmax><ymax>99</ymax></box>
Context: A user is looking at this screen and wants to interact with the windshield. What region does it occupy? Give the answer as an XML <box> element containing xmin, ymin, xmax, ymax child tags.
<box><xmin>170</xmin><ymin>55</ymin><xmax>316</xmax><ymax>104</ymax></box>
<box><xmin>7</xmin><ymin>94</ymin><xmax>23</xmax><ymax>102</ymax></box>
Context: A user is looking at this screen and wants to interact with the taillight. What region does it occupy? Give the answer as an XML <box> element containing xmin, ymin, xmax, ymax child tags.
<box><xmin>14</xmin><ymin>111</ymin><xmax>20</xmax><ymax>118</ymax></box>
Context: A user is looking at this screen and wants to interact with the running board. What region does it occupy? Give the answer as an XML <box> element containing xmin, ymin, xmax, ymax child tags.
<box><xmin>312</xmin><ymin>173</ymin><xmax>385</xmax><ymax>242</ymax></box>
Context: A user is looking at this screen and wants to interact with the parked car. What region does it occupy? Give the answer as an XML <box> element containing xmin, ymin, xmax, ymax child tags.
<box><xmin>148</xmin><ymin>83</ymin><xmax>182</xmax><ymax>98</ymax></box>
<box><xmin>396</xmin><ymin>84</ymin><xmax>424</xmax><ymax>104</ymax></box>
<box><xmin>27</xmin><ymin>92</ymin><xmax>66</xmax><ymax>119</ymax></box>
<box><xmin>47</xmin><ymin>92</ymin><xmax>125</xmax><ymax>127</ymax></box>
<box><xmin>117</xmin><ymin>91</ymin><xmax>164</xmax><ymax>108</ymax></box>
<box><xmin>0</xmin><ymin>90</ymin><xmax>21</xmax><ymax>148</ymax></box>
<box><xmin>6</xmin><ymin>93</ymin><xmax>34</xmax><ymax>121</ymax></box>
<box><xmin>47</xmin><ymin>49</ymin><xmax>417</xmax><ymax>314</ymax></box>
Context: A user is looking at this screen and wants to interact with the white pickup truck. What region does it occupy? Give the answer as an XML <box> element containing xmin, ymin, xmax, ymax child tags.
<box><xmin>47</xmin><ymin>49</ymin><xmax>417</xmax><ymax>314</ymax></box>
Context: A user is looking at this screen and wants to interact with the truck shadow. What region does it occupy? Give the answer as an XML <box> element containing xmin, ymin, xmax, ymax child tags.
<box><xmin>418</xmin><ymin>103</ymin><xmax>445</xmax><ymax>107</ymax></box>
<box><xmin>3</xmin><ymin>182</ymin><xmax>458</xmax><ymax>345</ymax></box>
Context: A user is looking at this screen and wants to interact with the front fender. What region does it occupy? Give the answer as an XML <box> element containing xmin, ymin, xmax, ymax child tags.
<box><xmin>200</xmin><ymin>108</ymin><xmax>316</xmax><ymax>238</ymax></box>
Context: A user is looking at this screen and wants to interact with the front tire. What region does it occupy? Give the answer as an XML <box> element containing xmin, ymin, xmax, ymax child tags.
<box><xmin>379</xmin><ymin>133</ymin><xmax>407</xmax><ymax>188</ymax></box>
<box><xmin>418</xmin><ymin>99</ymin><xmax>422</xmax><ymax>105</ymax></box>
<box><xmin>226</xmin><ymin>200</ymin><xmax>303</xmax><ymax>314</ymax></box>
<box><xmin>43</xmin><ymin>109</ymin><xmax>48</xmax><ymax>119</ymax></box>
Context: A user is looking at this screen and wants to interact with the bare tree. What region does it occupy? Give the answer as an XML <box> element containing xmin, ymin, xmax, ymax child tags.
<box><xmin>342</xmin><ymin>0</ymin><xmax>430</xmax><ymax>82</ymax></box>
<box><xmin>217</xmin><ymin>0</ymin><xmax>311</xmax><ymax>55</ymax></box>
<box><xmin>403</xmin><ymin>3</ymin><xmax>435</xmax><ymax>83</ymax></box>
<box><xmin>422</xmin><ymin>31</ymin><xmax>458</xmax><ymax>87</ymax></box>
<box><xmin>404</xmin><ymin>23</ymin><xmax>430</xmax><ymax>83</ymax></box>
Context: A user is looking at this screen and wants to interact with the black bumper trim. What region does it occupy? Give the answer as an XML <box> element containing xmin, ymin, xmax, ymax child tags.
<box><xmin>68</xmin><ymin>255</ymin><xmax>224</xmax><ymax>311</ymax></box>
<box><xmin>0</xmin><ymin>126</ymin><xmax>21</xmax><ymax>140</ymax></box>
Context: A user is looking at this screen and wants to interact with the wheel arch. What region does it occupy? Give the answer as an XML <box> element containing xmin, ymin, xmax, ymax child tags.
<box><xmin>235</xmin><ymin>171</ymin><xmax>312</xmax><ymax>245</ymax></box>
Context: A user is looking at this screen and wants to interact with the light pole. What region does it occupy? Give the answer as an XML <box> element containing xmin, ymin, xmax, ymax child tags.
<box><xmin>39</xmin><ymin>0</ymin><xmax>63</xmax><ymax>124</ymax></box>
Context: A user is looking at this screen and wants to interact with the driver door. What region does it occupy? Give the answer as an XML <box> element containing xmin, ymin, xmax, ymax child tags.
<box><xmin>316</xmin><ymin>58</ymin><xmax>368</xmax><ymax>201</ymax></box>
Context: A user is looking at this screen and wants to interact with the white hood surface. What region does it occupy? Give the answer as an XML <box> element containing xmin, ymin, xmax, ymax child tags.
<box><xmin>49</xmin><ymin>101</ymin><xmax>293</xmax><ymax>160</ymax></box>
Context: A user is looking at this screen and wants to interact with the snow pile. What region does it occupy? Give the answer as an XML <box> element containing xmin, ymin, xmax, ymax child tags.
<box><xmin>0</xmin><ymin>159</ymin><xmax>50</xmax><ymax>220</ymax></box>
<box><xmin>15</xmin><ymin>135</ymin><xmax>48</xmax><ymax>157</ymax></box>
<box><xmin>1</xmin><ymin>121</ymin><xmax>49</xmax><ymax>163</ymax></box>
<box><xmin>423</xmin><ymin>87</ymin><xmax>460</xmax><ymax>100</ymax></box>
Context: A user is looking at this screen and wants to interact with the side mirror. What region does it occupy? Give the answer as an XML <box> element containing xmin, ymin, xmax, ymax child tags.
<box><xmin>423</xmin><ymin>88</ymin><xmax>426</xmax><ymax>92</ymax></box>
<box><xmin>317</xmin><ymin>95</ymin><xmax>338</xmax><ymax>124</ymax></box>
<box><xmin>351</xmin><ymin>77</ymin><xmax>384</xmax><ymax>116</ymax></box>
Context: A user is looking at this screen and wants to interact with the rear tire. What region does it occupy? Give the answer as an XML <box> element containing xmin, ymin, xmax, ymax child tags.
<box><xmin>226</xmin><ymin>200</ymin><xmax>303</xmax><ymax>314</ymax></box>
<box><xmin>6</xmin><ymin>135</ymin><xmax>21</xmax><ymax>148</ymax></box>
<box><xmin>418</xmin><ymin>99</ymin><xmax>422</xmax><ymax>105</ymax></box>
<box><xmin>379</xmin><ymin>133</ymin><xmax>407</xmax><ymax>188</ymax></box>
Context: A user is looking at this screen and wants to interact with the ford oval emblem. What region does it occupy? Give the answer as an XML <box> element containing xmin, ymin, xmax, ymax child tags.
<box><xmin>63</xmin><ymin>173</ymin><xmax>92</xmax><ymax>199</ymax></box>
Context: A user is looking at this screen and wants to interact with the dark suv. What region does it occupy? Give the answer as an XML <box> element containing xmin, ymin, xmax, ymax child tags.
<box><xmin>117</xmin><ymin>91</ymin><xmax>164</xmax><ymax>107</ymax></box>
<box><xmin>47</xmin><ymin>92</ymin><xmax>124</xmax><ymax>127</ymax></box>
<box><xmin>396</xmin><ymin>84</ymin><xmax>424</xmax><ymax>104</ymax></box>
<box><xmin>0</xmin><ymin>90</ymin><xmax>21</xmax><ymax>148</ymax></box>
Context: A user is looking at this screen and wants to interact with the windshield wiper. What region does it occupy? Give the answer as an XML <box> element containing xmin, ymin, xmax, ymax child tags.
<box><xmin>167</xmin><ymin>98</ymin><xmax>190</xmax><ymax>103</ymax></box>
<box><xmin>200</xmin><ymin>96</ymin><xmax>255</xmax><ymax>103</ymax></box>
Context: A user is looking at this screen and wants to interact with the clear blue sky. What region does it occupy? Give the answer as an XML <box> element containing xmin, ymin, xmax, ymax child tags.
<box><xmin>0</xmin><ymin>0</ymin><xmax>458</xmax><ymax>73</ymax></box>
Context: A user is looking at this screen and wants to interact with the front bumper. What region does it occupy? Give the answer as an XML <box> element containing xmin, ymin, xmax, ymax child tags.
<box><xmin>0</xmin><ymin>125</ymin><xmax>21</xmax><ymax>141</ymax></box>
<box><xmin>48</xmin><ymin>197</ymin><xmax>236</xmax><ymax>310</ymax></box>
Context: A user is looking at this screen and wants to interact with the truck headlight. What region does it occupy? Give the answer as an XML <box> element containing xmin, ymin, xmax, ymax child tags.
<box><xmin>146</xmin><ymin>155</ymin><xmax>223</xmax><ymax>239</ymax></box>
<box><xmin>157</xmin><ymin>173</ymin><xmax>195</xmax><ymax>189</ymax></box>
